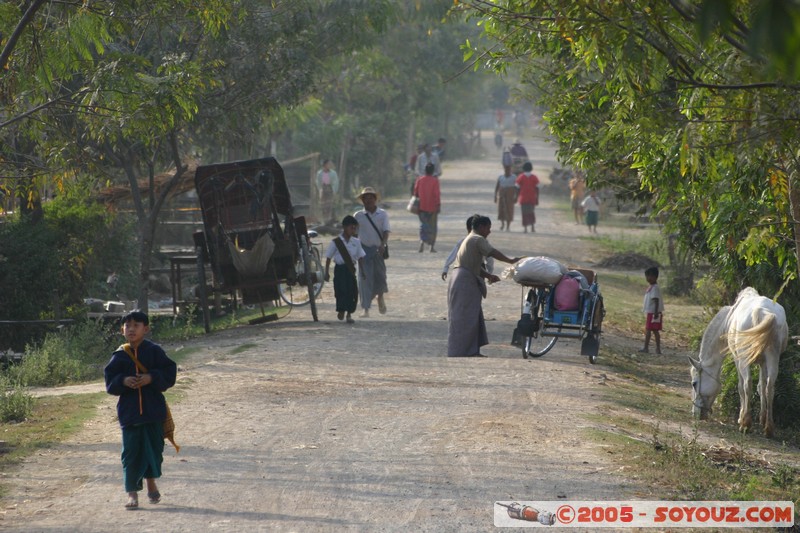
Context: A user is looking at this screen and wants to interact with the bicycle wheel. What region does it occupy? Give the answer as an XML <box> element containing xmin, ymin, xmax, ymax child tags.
<box><xmin>278</xmin><ymin>255</ymin><xmax>323</xmax><ymax>307</ymax></box>
<box><xmin>523</xmin><ymin>328</ymin><xmax>558</xmax><ymax>358</ymax></box>
<box><xmin>522</xmin><ymin>287</ymin><xmax>557</xmax><ymax>358</ymax></box>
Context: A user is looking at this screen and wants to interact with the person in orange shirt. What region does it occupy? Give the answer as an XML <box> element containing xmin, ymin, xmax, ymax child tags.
<box><xmin>515</xmin><ymin>161</ymin><xmax>540</xmax><ymax>233</ymax></box>
<box><xmin>413</xmin><ymin>162</ymin><xmax>441</xmax><ymax>252</ymax></box>
<box><xmin>569</xmin><ymin>172</ymin><xmax>586</xmax><ymax>224</ymax></box>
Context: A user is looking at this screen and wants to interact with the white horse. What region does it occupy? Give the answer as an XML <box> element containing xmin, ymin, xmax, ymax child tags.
<box><xmin>689</xmin><ymin>287</ymin><xmax>788</xmax><ymax>437</ymax></box>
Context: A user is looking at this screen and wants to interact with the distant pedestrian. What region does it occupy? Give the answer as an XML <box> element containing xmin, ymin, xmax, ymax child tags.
<box><xmin>315</xmin><ymin>159</ymin><xmax>339</xmax><ymax>224</ymax></box>
<box><xmin>324</xmin><ymin>215</ymin><xmax>366</xmax><ymax>324</ymax></box>
<box><xmin>432</xmin><ymin>137</ymin><xmax>447</xmax><ymax>161</ymax></box>
<box><xmin>515</xmin><ymin>161</ymin><xmax>539</xmax><ymax>233</ymax></box>
<box><xmin>581</xmin><ymin>190</ymin><xmax>601</xmax><ymax>234</ymax></box>
<box><xmin>406</xmin><ymin>144</ymin><xmax>425</xmax><ymax>189</ymax></box>
<box><xmin>494</xmin><ymin>164</ymin><xmax>518</xmax><ymax>231</ymax></box>
<box><xmin>104</xmin><ymin>310</ymin><xmax>177</xmax><ymax>510</ymax></box>
<box><xmin>640</xmin><ymin>266</ymin><xmax>664</xmax><ymax>354</ymax></box>
<box><xmin>414</xmin><ymin>162</ymin><xmax>441</xmax><ymax>253</ymax></box>
<box><xmin>509</xmin><ymin>139</ymin><xmax>529</xmax><ymax>175</ymax></box>
<box><xmin>569</xmin><ymin>173</ymin><xmax>586</xmax><ymax>224</ymax></box>
<box><xmin>415</xmin><ymin>143</ymin><xmax>441</xmax><ymax>178</ymax></box>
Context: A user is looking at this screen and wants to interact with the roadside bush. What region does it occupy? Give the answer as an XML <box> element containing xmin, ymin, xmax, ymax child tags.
<box><xmin>0</xmin><ymin>191</ymin><xmax>136</xmax><ymax>350</ymax></box>
<box><xmin>7</xmin><ymin>319</ymin><xmax>120</xmax><ymax>387</ymax></box>
<box><xmin>0</xmin><ymin>375</ymin><xmax>34</xmax><ymax>423</ymax></box>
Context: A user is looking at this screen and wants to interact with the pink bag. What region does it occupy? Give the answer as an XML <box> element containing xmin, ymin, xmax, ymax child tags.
<box><xmin>554</xmin><ymin>274</ymin><xmax>581</xmax><ymax>311</ymax></box>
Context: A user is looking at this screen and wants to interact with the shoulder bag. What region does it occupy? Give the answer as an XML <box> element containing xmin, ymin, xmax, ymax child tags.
<box><xmin>364</xmin><ymin>213</ymin><xmax>389</xmax><ymax>259</ymax></box>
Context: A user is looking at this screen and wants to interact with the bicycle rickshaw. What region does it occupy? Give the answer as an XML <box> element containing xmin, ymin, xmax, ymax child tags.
<box><xmin>192</xmin><ymin>157</ymin><xmax>323</xmax><ymax>330</ymax></box>
<box><xmin>511</xmin><ymin>267</ymin><xmax>605</xmax><ymax>364</ymax></box>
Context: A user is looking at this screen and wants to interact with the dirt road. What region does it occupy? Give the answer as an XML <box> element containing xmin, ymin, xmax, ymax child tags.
<box><xmin>1</xmin><ymin>131</ymin><xmax>643</xmax><ymax>532</ymax></box>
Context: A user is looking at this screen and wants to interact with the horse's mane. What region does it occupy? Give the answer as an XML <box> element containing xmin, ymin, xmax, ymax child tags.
<box><xmin>698</xmin><ymin>305</ymin><xmax>731</xmax><ymax>366</ymax></box>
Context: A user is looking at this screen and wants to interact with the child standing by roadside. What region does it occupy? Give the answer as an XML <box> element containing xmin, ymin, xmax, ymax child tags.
<box><xmin>640</xmin><ymin>266</ymin><xmax>664</xmax><ymax>354</ymax></box>
<box><xmin>104</xmin><ymin>310</ymin><xmax>177</xmax><ymax>509</ymax></box>
<box><xmin>324</xmin><ymin>215</ymin><xmax>366</xmax><ymax>324</ymax></box>
<box><xmin>581</xmin><ymin>190</ymin><xmax>601</xmax><ymax>234</ymax></box>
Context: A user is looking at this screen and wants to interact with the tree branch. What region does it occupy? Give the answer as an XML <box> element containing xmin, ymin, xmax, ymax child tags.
<box><xmin>0</xmin><ymin>0</ymin><xmax>48</xmax><ymax>71</ymax></box>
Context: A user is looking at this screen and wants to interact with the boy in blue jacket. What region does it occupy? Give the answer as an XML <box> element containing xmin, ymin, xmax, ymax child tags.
<box><xmin>104</xmin><ymin>310</ymin><xmax>177</xmax><ymax>509</ymax></box>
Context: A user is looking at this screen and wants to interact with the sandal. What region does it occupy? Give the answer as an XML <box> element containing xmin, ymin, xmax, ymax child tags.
<box><xmin>148</xmin><ymin>491</ymin><xmax>161</xmax><ymax>504</ymax></box>
<box><xmin>125</xmin><ymin>495</ymin><xmax>139</xmax><ymax>510</ymax></box>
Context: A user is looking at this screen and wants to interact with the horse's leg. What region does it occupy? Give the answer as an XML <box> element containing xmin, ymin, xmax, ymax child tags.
<box><xmin>757</xmin><ymin>362</ymin><xmax>767</xmax><ymax>428</ymax></box>
<box><xmin>737</xmin><ymin>360</ymin><xmax>752</xmax><ymax>432</ymax></box>
<box><xmin>762</xmin><ymin>356</ymin><xmax>779</xmax><ymax>437</ymax></box>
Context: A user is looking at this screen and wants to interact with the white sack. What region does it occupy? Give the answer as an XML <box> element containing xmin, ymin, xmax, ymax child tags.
<box><xmin>506</xmin><ymin>256</ymin><xmax>568</xmax><ymax>285</ymax></box>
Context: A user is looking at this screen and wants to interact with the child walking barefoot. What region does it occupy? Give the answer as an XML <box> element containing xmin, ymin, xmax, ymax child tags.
<box><xmin>104</xmin><ymin>311</ymin><xmax>177</xmax><ymax>509</ymax></box>
<box><xmin>324</xmin><ymin>215</ymin><xmax>366</xmax><ymax>323</ymax></box>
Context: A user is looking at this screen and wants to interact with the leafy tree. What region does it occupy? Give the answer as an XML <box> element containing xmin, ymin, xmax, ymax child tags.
<box><xmin>1</xmin><ymin>1</ymin><xmax>394</xmax><ymax>313</ymax></box>
<box><xmin>460</xmin><ymin>0</ymin><xmax>800</xmax><ymax>297</ymax></box>
<box><xmin>285</xmin><ymin>0</ymin><xmax>497</xmax><ymax>200</ymax></box>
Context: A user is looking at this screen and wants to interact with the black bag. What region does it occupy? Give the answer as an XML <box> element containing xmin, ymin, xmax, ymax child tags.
<box><xmin>382</xmin><ymin>242</ymin><xmax>389</xmax><ymax>259</ymax></box>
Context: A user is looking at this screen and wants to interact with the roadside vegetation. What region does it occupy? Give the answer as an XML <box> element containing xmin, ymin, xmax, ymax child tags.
<box><xmin>0</xmin><ymin>305</ymin><xmax>277</xmax><ymax>484</ymax></box>
<box><xmin>578</xmin><ymin>225</ymin><xmax>800</xmax><ymax>521</ymax></box>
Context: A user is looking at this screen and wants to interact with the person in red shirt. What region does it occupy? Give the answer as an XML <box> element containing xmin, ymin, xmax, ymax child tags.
<box><xmin>515</xmin><ymin>161</ymin><xmax>540</xmax><ymax>233</ymax></box>
<box><xmin>413</xmin><ymin>162</ymin><xmax>441</xmax><ymax>252</ymax></box>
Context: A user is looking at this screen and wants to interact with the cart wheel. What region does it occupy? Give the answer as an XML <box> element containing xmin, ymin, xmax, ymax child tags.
<box><xmin>300</xmin><ymin>238</ymin><xmax>319</xmax><ymax>321</ymax></box>
<box><xmin>582</xmin><ymin>334</ymin><xmax>600</xmax><ymax>364</ymax></box>
<box><xmin>523</xmin><ymin>332</ymin><xmax>557</xmax><ymax>358</ymax></box>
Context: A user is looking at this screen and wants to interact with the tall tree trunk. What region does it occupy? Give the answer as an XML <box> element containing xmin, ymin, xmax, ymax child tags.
<box><xmin>137</xmin><ymin>218</ymin><xmax>155</xmax><ymax>314</ymax></box>
<box><xmin>109</xmin><ymin>132</ymin><xmax>186</xmax><ymax>314</ymax></box>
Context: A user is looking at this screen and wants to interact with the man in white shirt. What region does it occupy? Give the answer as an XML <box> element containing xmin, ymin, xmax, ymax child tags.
<box><xmin>415</xmin><ymin>143</ymin><xmax>442</xmax><ymax>178</ymax></box>
<box><xmin>354</xmin><ymin>187</ymin><xmax>390</xmax><ymax>317</ymax></box>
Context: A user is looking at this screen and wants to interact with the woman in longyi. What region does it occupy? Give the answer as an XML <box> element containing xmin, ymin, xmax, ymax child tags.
<box><xmin>447</xmin><ymin>215</ymin><xmax>520</xmax><ymax>357</ymax></box>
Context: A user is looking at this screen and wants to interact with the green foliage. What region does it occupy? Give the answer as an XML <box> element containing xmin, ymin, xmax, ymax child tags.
<box><xmin>283</xmin><ymin>0</ymin><xmax>497</xmax><ymax>198</ymax></box>
<box><xmin>0</xmin><ymin>375</ymin><xmax>34</xmax><ymax>423</ymax></box>
<box><xmin>6</xmin><ymin>320</ymin><xmax>120</xmax><ymax>387</ymax></box>
<box><xmin>462</xmin><ymin>0</ymin><xmax>800</xmax><ymax>295</ymax></box>
<box><xmin>0</xmin><ymin>192</ymin><xmax>136</xmax><ymax>347</ymax></box>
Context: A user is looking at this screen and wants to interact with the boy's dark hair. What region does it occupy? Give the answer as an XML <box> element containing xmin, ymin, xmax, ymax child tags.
<box><xmin>121</xmin><ymin>310</ymin><xmax>149</xmax><ymax>325</ymax></box>
<box><xmin>424</xmin><ymin>162</ymin><xmax>435</xmax><ymax>175</ymax></box>
<box><xmin>472</xmin><ymin>215</ymin><xmax>491</xmax><ymax>230</ymax></box>
<box><xmin>341</xmin><ymin>215</ymin><xmax>358</xmax><ymax>227</ymax></box>
<box><xmin>522</xmin><ymin>161</ymin><xmax>533</xmax><ymax>172</ymax></box>
<box><xmin>466</xmin><ymin>213</ymin><xmax>481</xmax><ymax>232</ymax></box>
<box><xmin>645</xmin><ymin>266</ymin><xmax>659</xmax><ymax>278</ymax></box>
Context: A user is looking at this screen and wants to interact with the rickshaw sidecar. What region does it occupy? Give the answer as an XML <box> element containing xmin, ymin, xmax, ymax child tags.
<box><xmin>513</xmin><ymin>268</ymin><xmax>604</xmax><ymax>363</ymax></box>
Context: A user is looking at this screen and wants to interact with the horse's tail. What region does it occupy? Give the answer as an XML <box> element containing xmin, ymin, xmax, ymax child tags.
<box><xmin>729</xmin><ymin>310</ymin><xmax>777</xmax><ymax>366</ymax></box>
